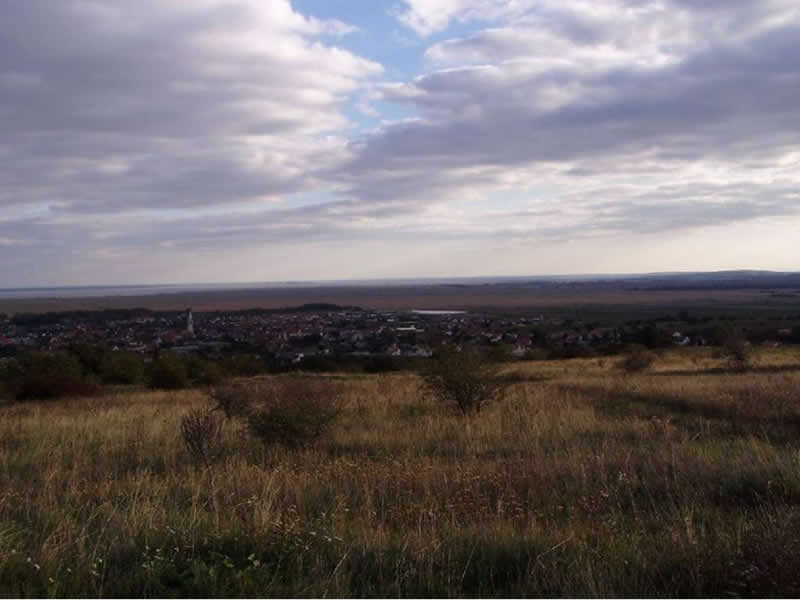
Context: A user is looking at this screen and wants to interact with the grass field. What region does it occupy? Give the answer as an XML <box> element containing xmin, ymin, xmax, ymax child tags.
<box><xmin>2</xmin><ymin>348</ymin><xmax>800</xmax><ymax>597</ymax></box>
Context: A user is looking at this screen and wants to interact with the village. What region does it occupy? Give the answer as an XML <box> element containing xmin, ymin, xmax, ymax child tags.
<box><xmin>2</xmin><ymin>303</ymin><xmax>783</xmax><ymax>365</ymax></box>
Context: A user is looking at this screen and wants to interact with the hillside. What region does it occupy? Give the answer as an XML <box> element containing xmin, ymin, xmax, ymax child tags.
<box><xmin>2</xmin><ymin>348</ymin><xmax>800</xmax><ymax>597</ymax></box>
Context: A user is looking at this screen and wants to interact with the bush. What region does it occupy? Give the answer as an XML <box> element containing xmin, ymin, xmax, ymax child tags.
<box><xmin>180</xmin><ymin>408</ymin><xmax>222</xmax><ymax>466</ymax></box>
<box><xmin>68</xmin><ymin>342</ymin><xmax>108</xmax><ymax>377</ymax></box>
<box><xmin>422</xmin><ymin>348</ymin><xmax>507</xmax><ymax>415</ymax></box>
<box><xmin>100</xmin><ymin>351</ymin><xmax>145</xmax><ymax>385</ymax></box>
<box><xmin>243</xmin><ymin>379</ymin><xmax>344</xmax><ymax>448</ymax></box>
<box><xmin>720</xmin><ymin>328</ymin><xmax>751</xmax><ymax>371</ymax></box>
<box><xmin>619</xmin><ymin>347</ymin><xmax>656</xmax><ymax>373</ymax></box>
<box><xmin>188</xmin><ymin>358</ymin><xmax>226</xmax><ymax>386</ymax></box>
<box><xmin>14</xmin><ymin>351</ymin><xmax>99</xmax><ymax>400</ymax></box>
<box><xmin>0</xmin><ymin>358</ymin><xmax>22</xmax><ymax>401</ymax></box>
<box><xmin>150</xmin><ymin>353</ymin><xmax>189</xmax><ymax>389</ymax></box>
<box><xmin>210</xmin><ymin>383</ymin><xmax>253</xmax><ymax>419</ymax></box>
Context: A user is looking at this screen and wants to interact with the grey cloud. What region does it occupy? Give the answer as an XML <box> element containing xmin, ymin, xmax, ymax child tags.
<box><xmin>0</xmin><ymin>1</ymin><xmax>380</xmax><ymax>215</ymax></box>
<box><xmin>3</xmin><ymin>0</ymin><xmax>800</xmax><ymax>285</ymax></box>
<box><xmin>363</xmin><ymin>24</ymin><xmax>800</xmax><ymax>167</ymax></box>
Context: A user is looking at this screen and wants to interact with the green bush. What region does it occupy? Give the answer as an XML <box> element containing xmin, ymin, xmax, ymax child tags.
<box><xmin>14</xmin><ymin>351</ymin><xmax>99</xmax><ymax>400</ymax></box>
<box><xmin>242</xmin><ymin>379</ymin><xmax>344</xmax><ymax>448</ymax></box>
<box><xmin>720</xmin><ymin>329</ymin><xmax>751</xmax><ymax>371</ymax></box>
<box><xmin>68</xmin><ymin>342</ymin><xmax>108</xmax><ymax>377</ymax></box>
<box><xmin>150</xmin><ymin>353</ymin><xmax>189</xmax><ymax>389</ymax></box>
<box><xmin>422</xmin><ymin>348</ymin><xmax>507</xmax><ymax>415</ymax></box>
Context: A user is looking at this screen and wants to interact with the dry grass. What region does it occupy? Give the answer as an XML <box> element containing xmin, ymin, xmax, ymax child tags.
<box><xmin>1</xmin><ymin>348</ymin><xmax>800</xmax><ymax>597</ymax></box>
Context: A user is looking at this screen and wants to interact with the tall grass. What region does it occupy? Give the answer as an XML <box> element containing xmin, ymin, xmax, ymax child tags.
<box><xmin>1</xmin><ymin>350</ymin><xmax>800</xmax><ymax>596</ymax></box>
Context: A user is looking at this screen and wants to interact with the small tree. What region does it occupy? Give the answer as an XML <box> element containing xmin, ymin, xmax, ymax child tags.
<box><xmin>422</xmin><ymin>347</ymin><xmax>506</xmax><ymax>415</ymax></box>
<box><xmin>720</xmin><ymin>328</ymin><xmax>751</xmax><ymax>371</ymax></box>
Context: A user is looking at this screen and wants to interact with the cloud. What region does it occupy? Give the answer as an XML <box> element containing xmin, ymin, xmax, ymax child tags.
<box><xmin>0</xmin><ymin>0</ymin><xmax>381</xmax><ymax>216</ymax></box>
<box><xmin>2</xmin><ymin>0</ymin><xmax>800</xmax><ymax>284</ymax></box>
<box><xmin>397</xmin><ymin>0</ymin><xmax>798</xmax><ymax>38</ymax></box>
<box><xmin>346</xmin><ymin>0</ymin><xmax>800</xmax><ymax>236</ymax></box>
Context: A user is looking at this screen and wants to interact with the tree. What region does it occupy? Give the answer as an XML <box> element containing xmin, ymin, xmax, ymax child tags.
<box><xmin>720</xmin><ymin>327</ymin><xmax>751</xmax><ymax>371</ymax></box>
<box><xmin>15</xmin><ymin>351</ymin><xmax>98</xmax><ymax>400</ymax></box>
<box><xmin>100</xmin><ymin>351</ymin><xmax>145</xmax><ymax>385</ymax></box>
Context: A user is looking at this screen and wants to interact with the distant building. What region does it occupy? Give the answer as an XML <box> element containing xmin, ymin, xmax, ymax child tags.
<box><xmin>186</xmin><ymin>308</ymin><xmax>195</xmax><ymax>337</ymax></box>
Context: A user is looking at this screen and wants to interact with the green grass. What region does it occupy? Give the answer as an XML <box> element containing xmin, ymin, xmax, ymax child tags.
<box><xmin>1</xmin><ymin>349</ymin><xmax>800</xmax><ymax>596</ymax></box>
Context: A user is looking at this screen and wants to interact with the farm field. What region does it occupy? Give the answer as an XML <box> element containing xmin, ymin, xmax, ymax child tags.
<box><xmin>2</xmin><ymin>348</ymin><xmax>800</xmax><ymax>597</ymax></box>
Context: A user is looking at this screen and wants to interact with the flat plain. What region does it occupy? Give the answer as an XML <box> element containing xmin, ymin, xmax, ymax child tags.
<box><xmin>1</xmin><ymin>281</ymin><xmax>798</xmax><ymax>315</ymax></box>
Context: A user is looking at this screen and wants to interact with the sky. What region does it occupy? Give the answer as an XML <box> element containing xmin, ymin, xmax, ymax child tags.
<box><xmin>1</xmin><ymin>0</ymin><xmax>799</xmax><ymax>286</ymax></box>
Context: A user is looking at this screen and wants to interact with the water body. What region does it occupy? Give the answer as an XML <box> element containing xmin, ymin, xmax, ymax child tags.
<box><xmin>411</xmin><ymin>310</ymin><xmax>466</xmax><ymax>315</ymax></box>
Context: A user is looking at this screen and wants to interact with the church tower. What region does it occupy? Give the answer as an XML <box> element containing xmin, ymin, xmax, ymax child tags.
<box><xmin>186</xmin><ymin>308</ymin><xmax>195</xmax><ymax>336</ymax></box>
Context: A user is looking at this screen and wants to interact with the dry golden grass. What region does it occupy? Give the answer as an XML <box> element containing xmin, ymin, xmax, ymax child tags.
<box><xmin>2</xmin><ymin>348</ymin><xmax>800</xmax><ymax>597</ymax></box>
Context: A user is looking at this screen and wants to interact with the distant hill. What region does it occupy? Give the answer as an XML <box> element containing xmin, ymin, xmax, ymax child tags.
<box><xmin>617</xmin><ymin>270</ymin><xmax>800</xmax><ymax>291</ymax></box>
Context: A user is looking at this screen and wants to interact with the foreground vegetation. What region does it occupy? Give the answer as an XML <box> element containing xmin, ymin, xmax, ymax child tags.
<box><xmin>2</xmin><ymin>348</ymin><xmax>800</xmax><ymax>597</ymax></box>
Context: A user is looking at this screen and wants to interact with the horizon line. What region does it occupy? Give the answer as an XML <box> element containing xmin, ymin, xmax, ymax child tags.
<box><xmin>1</xmin><ymin>268</ymin><xmax>799</xmax><ymax>293</ymax></box>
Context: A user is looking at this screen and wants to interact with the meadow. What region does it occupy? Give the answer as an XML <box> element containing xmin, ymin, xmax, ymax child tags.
<box><xmin>2</xmin><ymin>347</ymin><xmax>800</xmax><ymax>597</ymax></box>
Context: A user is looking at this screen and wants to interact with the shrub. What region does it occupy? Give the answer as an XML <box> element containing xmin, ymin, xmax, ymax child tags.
<box><xmin>180</xmin><ymin>408</ymin><xmax>222</xmax><ymax>466</ymax></box>
<box><xmin>0</xmin><ymin>358</ymin><xmax>22</xmax><ymax>401</ymax></box>
<box><xmin>15</xmin><ymin>351</ymin><xmax>99</xmax><ymax>401</ymax></box>
<box><xmin>150</xmin><ymin>353</ymin><xmax>189</xmax><ymax>389</ymax></box>
<box><xmin>619</xmin><ymin>347</ymin><xmax>656</xmax><ymax>373</ymax></box>
<box><xmin>188</xmin><ymin>358</ymin><xmax>226</xmax><ymax>386</ymax></box>
<box><xmin>68</xmin><ymin>342</ymin><xmax>108</xmax><ymax>377</ymax></box>
<box><xmin>210</xmin><ymin>383</ymin><xmax>253</xmax><ymax>419</ymax></box>
<box><xmin>244</xmin><ymin>379</ymin><xmax>344</xmax><ymax>448</ymax></box>
<box><xmin>422</xmin><ymin>348</ymin><xmax>507</xmax><ymax>415</ymax></box>
<box><xmin>100</xmin><ymin>351</ymin><xmax>145</xmax><ymax>385</ymax></box>
<box><xmin>720</xmin><ymin>329</ymin><xmax>751</xmax><ymax>371</ymax></box>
